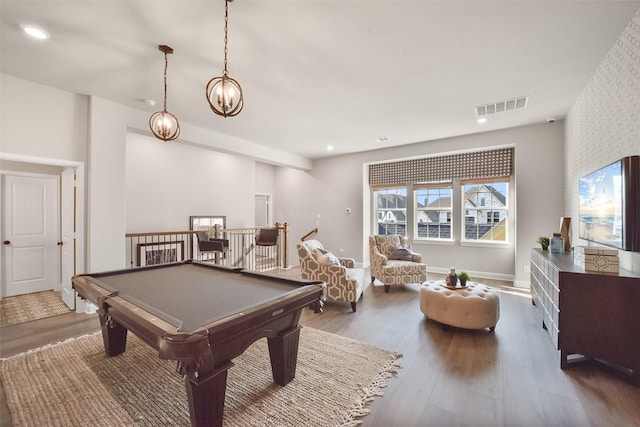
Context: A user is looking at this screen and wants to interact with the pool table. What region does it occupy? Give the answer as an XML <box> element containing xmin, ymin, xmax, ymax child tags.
<box><xmin>72</xmin><ymin>260</ymin><xmax>325</xmax><ymax>427</ymax></box>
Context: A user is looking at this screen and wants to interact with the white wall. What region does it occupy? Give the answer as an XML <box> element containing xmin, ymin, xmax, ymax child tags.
<box><xmin>86</xmin><ymin>97</ymin><xmax>134</xmax><ymax>271</ymax></box>
<box><xmin>126</xmin><ymin>132</ymin><xmax>255</xmax><ymax>231</ymax></box>
<box><xmin>278</xmin><ymin>122</ymin><xmax>565</xmax><ymax>286</ymax></box>
<box><xmin>276</xmin><ymin>154</ymin><xmax>365</xmax><ymax>264</ymax></box>
<box><xmin>1</xmin><ymin>74</ymin><xmax>88</xmax><ymax>162</ymax></box>
<box><xmin>255</xmin><ymin>162</ymin><xmax>276</xmax><ymax>196</ymax></box>
<box><xmin>565</xmin><ymin>9</ymin><xmax>640</xmax><ymax>274</ymax></box>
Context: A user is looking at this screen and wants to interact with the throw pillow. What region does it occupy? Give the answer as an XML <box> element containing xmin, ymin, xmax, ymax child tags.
<box><xmin>315</xmin><ymin>248</ymin><xmax>340</xmax><ymax>266</ymax></box>
<box><xmin>389</xmin><ymin>245</ymin><xmax>412</xmax><ymax>261</ymax></box>
<box><xmin>313</xmin><ymin>247</ymin><xmax>327</xmax><ymax>260</ymax></box>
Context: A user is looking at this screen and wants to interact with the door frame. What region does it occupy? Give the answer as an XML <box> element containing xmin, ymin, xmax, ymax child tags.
<box><xmin>0</xmin><ymin>152</ymin><xmax>85</xmax><ymax>309</ymax></box>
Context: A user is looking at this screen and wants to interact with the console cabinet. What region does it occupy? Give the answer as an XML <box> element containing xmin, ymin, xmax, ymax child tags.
<box><xmin>530</xmin><ymin>248</ymin><xmax>640</xmax><ymax>384</ymax></box>
<box><xmin>530</xmin><ymin>249</ymin><xmax>560</xmax><ymax>348</ymax></box>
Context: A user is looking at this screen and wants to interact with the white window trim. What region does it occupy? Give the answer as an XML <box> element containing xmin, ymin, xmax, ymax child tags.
<box><xmin>413</xmin><ymin>185</ymin><xmax>453</xmax><ymax>242</ymax></box>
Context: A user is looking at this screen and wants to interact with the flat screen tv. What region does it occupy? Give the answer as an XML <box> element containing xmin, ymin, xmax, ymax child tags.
<box><xmin>578</xmin><ymin>155</ymin><xmax>639</xmax><ymax>252</ymax></box>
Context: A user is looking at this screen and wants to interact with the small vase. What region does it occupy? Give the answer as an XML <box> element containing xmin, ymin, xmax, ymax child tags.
<box><xmin>448</xmin><ymin>274</ymin><xmax>458</xmax><ymax>287</ymax></box>
<box><xmin>460</xmin><ymin>279</ymin><xmax>467</xmax><ymax>287</ymax></box>
<box><xmin>541</xmin><ymin>244</ymin><xmax>549</xmax><ymax>251</ymax></box>
<box><xmin>448</xmin><ymin>267</ymin><xmax>457</xmax><ymax>287</ymax></box>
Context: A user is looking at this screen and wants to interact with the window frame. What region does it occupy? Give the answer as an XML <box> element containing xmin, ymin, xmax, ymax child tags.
<box><xmin>374</xmin><ymin>186</ymin><xmax>408</xmax><ymax>236</ymax></box>
<box><xmin>413</xmin><ymin>183</ymin><xmax>454</xmax><ymax>241</ymax></box>
<box><xmin>460</xmin><ymin>179</ymin><xmax>510</xmax><ymax>245</ymax></box>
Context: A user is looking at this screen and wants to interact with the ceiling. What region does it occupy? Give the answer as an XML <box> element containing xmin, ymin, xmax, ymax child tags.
<box><xmin>2</xmin><ymin>1</ymin><xmax>639</xmax><ymax>161</ymax></box>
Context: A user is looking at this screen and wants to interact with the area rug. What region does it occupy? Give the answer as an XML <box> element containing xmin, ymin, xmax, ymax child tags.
<box><xmin>0</xmin><ymin>290</ymin><xmax>71</xmax><ymax>327</ymax></box>
<box><xmin>0</xmin><ymin>326</ymin><xmax>401</xmax><ymax>426</ymax></box>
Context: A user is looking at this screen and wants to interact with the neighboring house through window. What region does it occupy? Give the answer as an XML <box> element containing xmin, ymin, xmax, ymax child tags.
<box><xmin>415</xmin><ymin>185</ymin><xmax>452</xmax><ymax>240</ymax></box>
<box><xmin>462</xmin><ymin>181</ymin><xmax>508</xmax><ymax>242</ymax></box>
<box><xmin>375</xmin><ymin>187</ymin><xmax>407</xmax><ymax>236</ymax></box>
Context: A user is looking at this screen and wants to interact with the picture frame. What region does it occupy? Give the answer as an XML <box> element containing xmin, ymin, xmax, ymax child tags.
<box><xmin>137</xmin><ymin>241</ymin><xmax>184</xmax><ymax>267</ymax></box>
<box><xmin>190</xmin><ymin>215</ymin><xmax>226</xmax><ymax>231</ymax></box>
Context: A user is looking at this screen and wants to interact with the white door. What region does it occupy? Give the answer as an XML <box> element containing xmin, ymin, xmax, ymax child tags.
<box><xmin>255</xmin><ymin>194</ymin><xmax>271</xmax><ymax>227</ymax></box>
<box><xmin>60</xmin><ymin>168</ymin><xmax>76</xmax><ymax>309</ymax></box>
<box><xmin>2</xmin><ymin>174</ymin><xmax>60</xmax><ymax>297</ymax></box>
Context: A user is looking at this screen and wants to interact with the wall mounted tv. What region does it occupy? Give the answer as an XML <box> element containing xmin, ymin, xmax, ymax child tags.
<box><xmin>578</xmin><ymin>155</ymin><xmax>639</xmax><ymax>252</ymax></box>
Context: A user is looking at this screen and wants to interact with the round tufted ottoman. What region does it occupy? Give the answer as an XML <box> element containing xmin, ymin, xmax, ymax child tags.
<box><xmin>419</xmin><ymin>281</ymin><xmax>500</xmax><ymax>331</ymax></box>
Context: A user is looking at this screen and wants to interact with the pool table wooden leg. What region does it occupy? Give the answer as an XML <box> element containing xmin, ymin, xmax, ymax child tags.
<box><xmin>98</xmin><ymin>311</ymin><xmax>127</xmax><ymax>356</ymax></box>
<box><xmin>267</xmin><ymin>325</ymin><xmax>302</xmax><ymax>385</ymax></box>
<box><xmin>184</xmin><ymin>360</ymin><xmax>233</xmax><ymax>427</ymax></box>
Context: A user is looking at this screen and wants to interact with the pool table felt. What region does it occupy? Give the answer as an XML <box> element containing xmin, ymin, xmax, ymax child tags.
<box><xmin>89</xmin><ymin>263</ymin><xmax>316</xmax><ymax>332</ymax></box>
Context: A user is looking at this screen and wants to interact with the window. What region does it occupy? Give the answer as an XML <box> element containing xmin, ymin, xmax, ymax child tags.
<box><xmin>415</xmin><ymin>186</ymin><xmax>452</xmax><ymax>239</ymax></box>
<box><xmin>375</xmin><ymin>187</ymin><xmax>406</xmax><ymax>236</ymax></box>
<box><xmin>462</xmin><ymin>181</ymin><xmax>508</xmax><ymax>242</ymax></box>
<box><xmin>369</xmin><ymin>148</ymin><xmax>513</xmax><ymax>243</ymax></box>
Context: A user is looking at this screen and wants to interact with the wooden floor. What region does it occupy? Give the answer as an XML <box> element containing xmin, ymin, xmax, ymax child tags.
<box><xmin>1</xmin><ymin>277</ymin><xmax>639</xmax><ymax>426</ymax></box>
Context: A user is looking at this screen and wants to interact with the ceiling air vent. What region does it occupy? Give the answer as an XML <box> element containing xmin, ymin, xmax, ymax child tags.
<box><xmin>476</xmin><ymin>96</ymin><xmax>529</xmax><ymax>118</ymax></box>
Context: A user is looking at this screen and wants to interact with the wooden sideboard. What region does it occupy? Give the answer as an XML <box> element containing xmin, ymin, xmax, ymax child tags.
<box><xmin>530</xmin><ymin>248</ymin><xmax>640</xmax><ymax>384</ymax></box>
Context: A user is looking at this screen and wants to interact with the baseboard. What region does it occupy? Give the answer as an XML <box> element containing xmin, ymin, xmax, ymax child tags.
<box><xmin>513</xmin><ymin>279</ymin><xmax>530</xmax><ymax>289</ymax></box>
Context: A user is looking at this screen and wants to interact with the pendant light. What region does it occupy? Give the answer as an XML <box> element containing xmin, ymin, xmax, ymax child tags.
<box><xmin>149</xmin><ymin>45</ymin><xmax>180</xmax><ymax>141</ymax></box>
<box><xmin>206</xmin><ymin>0</ymin><xmax>244</xmax><ymax>117</ymax></box>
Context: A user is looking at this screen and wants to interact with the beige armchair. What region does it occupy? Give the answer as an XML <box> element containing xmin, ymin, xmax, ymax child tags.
<box><xmin>369</xmin><ymin>235</ymin><xmax>427</xmax><ymax>292</ymax></box>
<box><xmin>297</xmin><ymin>239</ymin><xmax>365</xmax><ymax>312</ymax></box>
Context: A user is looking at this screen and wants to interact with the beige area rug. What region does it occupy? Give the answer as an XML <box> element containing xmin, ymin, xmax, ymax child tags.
<box><xmin>0</xmin><ymin>290</ymin><xmax>71</xmax><ymax>327</ymax></box>
<box><xmin>0</xmin><ymin>327</ymin><xmax>401</xmax><ymax>426</ymax></box>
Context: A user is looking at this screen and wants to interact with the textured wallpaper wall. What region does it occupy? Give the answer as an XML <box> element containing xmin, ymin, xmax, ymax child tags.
<box><xmin>565</xmin><ymin>8</ymin><xmax>640</xmax><ymax>273</ymax></box>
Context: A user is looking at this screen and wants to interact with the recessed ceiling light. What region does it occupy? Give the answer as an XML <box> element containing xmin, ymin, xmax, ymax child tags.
<box><xmin>326</xmin><ymin>145</ymin><xmax>334</xmax><ymax>151</ymax></box>
<box><xmin>21</xmin><ymin>25</ymin><xmax>50</xmax><ymax>40</ymax></box>
<box><xmin>375</xmin><ymin>137</ymin><xmax>390</xmax><ymax>143</ymax></box>
<box><xmin>477</xmin><ymin>117</ymin><xmax>487</xmax><ymax>124</ymax></box>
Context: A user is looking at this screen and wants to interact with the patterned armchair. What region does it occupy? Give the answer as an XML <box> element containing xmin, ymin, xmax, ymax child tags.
<box><xmin>369</xmin><ymin>235</ymin><xmax>427</xmax><ymax>293</ymax></box>
<box><xmin>297</xmin><ymin>240</ymin><xmax>365</xmax><ymax>312</ymax></box>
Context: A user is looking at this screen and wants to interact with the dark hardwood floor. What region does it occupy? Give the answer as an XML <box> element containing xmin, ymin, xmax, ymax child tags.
<box><xmin>2</xmin><ymin>276</ymin><xmax>639</xmax><ymax>426</ymax></box>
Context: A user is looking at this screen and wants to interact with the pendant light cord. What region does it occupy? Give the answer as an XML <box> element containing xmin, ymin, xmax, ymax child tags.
<box><xmin>223</xmin><ymin>0</ymin><xmax>229</xmax><ymax>76</ymax></box>
<box><xmin>163</xmin><ymin>51</ymin><xmax>169</xmax><ymax>111</ymax></box>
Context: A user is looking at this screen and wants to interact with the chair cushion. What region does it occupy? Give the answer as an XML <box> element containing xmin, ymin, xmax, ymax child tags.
<box><xmin>389</xmin><ymin>245</ymin><xmax>413</xmax><ymax>261</ymax></box>
<box><xmin>315</xmin><ymin>248</ymin><xmax>340</xmax><ymax>266</ymax></box>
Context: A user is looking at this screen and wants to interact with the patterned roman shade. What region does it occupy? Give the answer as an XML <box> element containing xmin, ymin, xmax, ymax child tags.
<box><xmin>369</xmin><ymin>147</ymin><xmax>514</xmax><ymax>187</ymax></box>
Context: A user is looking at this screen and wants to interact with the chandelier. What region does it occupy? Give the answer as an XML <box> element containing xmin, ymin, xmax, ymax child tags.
<box><xmin>149</xmin><ymin>45</ymin><xmax>180</xmax><ymax>141</ymax></box>
<box><xmin>206</xmin><ymin>0</ymin><xmax>244</xmax><ymax>117</ymax></box>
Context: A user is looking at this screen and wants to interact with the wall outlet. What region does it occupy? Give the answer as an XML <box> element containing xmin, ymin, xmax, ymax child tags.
<box><xmin>524</xmin><ymin>264</ymin><xmax>530</xmax><ymax>273</ymax></box>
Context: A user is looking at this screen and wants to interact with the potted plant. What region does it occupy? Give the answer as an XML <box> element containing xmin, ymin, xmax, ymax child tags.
<box><xmin>536</xmin><ymin>235</ymin><xmax>550</xmax><ymax>251</ymax></box>
<box><xmin>458</xmin><ymin>271</ymin><xmax>470</xmax><ymax>286</ymax></box>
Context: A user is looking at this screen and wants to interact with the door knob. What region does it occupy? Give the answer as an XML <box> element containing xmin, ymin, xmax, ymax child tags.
<box><xmin>3</xmin><ymin>240</ymin><xmax>10</xmax><ymax>245</ymax></box>
<box><xmin>57</xmin><ymin>241</ymin><xmax>64</xmax><ymax>246</ymax></box>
